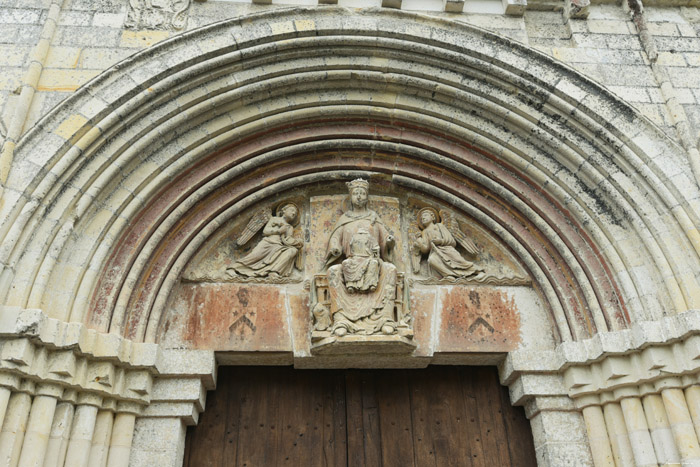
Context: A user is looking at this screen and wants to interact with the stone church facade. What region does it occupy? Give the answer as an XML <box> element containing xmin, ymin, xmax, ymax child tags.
<box><xmin>1</xmin><ymin>0</ymin><xmax>700</xmax><ymax>465</ymax></box>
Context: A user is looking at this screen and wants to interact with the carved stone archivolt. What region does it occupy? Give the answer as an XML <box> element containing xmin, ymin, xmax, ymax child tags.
<box><xmin>125</xmin><ymin>0</ymin><xmax>191</xmax><ymax>30</ymax></box>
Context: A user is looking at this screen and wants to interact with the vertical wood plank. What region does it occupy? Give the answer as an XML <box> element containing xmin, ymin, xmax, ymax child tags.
<box><xmin>361</xmin><ymin>371</ymin><xmax>383</xmax><ymax>466</ymax></box>
<box><xmin>321</xmin><ymin>371</ymin><xmax>346</xmax><ymax>467</ymax></box>
<box><xmin>375</xmin><ymin>370</ymin><xmax>415</xmax><ymax>467</ymax></box>
<box><xmin>437</xmin><ymin>367</ymin><xmax>473</xmax><ymax>467</ymax></box>
<box><xmin>345</xmin><ymin>371</ymin><xmax>366</xmax><ymax>467</ymax></box>
<box><xmin>459</xmin><ymin>367</ymin><xmax>487</xmax><ymax>467</ymax></box>
<box><xmin>409</xmin><ymin>369</ymin><xmax>438</xmax><ymax>467</ymax></box>
<box><xmin>236</xmin><ymin>367</ymin><xmax>272</xmax><ymax>467</ymax></box>
<box><xmin>471</xmin><ymin>367</ymin><xmax>512</xmax><ymax>467</ymax></box>
<box><xmin>497</xmin><ymin>375</ymin><xmax>537</xmax><ymax>467</ymax></box>
<box><xmin>222</xmin><ymin>367</ymin><xmax>242</xmax><ymax>467</ymax></box>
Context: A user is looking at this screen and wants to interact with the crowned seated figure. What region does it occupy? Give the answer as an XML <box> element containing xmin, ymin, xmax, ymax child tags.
<box><xmin>324</xmin><ymin>179</ymin><xmax>398</xmax><ymax>337</ymax></box>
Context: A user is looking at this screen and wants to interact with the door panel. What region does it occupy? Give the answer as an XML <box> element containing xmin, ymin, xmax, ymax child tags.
<box><xmin>184</xmin><ymin>366</ymin><xmax>536</xmax><ymax>467</ymax></box>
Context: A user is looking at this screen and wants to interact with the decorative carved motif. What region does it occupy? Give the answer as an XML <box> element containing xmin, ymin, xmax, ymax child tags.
<box><xmin>226</xmin><ymin>203</ymin><xmax>302</xmax><ymax>279</ymax></box>
<box><xmin>125</xmin><ymin>0</ymin><xmax>191</xmax><ymax>31</ymax></box>
<box><xmin>411</xmin><ymin>207</ymin><xmax>484</xmax><ymax>280</ymax></box>
<box><xmin>408</xmin><ymin>206</ymin><xmax>530</xmax><ymax>286</ymax></box>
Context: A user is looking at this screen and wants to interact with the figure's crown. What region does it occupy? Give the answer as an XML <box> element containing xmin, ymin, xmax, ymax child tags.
<box><xmin>346</xmin><ymin>179</ymin><xmax>369</xmax><ymax>191</ymax></box>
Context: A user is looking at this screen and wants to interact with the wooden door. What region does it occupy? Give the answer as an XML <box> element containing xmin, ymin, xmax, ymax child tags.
<box><xmin>183</xmin><ymin>366</ymin><xmax>536</xmax><ymax>467</ymax></box>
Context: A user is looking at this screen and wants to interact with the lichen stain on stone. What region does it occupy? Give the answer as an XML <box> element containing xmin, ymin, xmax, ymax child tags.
<box><xmin>167</xmin><ymin>283</ymin><xmax>292</xmax><ymax>351</ymax></box>
<box><xmin>438</xmin><ymin>287</ymin><xmax>521</xmax><ymax>352</ymax></box>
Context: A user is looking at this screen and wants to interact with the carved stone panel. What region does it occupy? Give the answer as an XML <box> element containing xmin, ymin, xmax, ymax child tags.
<box><xmin>125</xmin><ymin>0</ymin><xmax>191</xmax><ymax>30</ymax></box>
<box><xmin>158</xmin><ymin>178</ymin><xmax>547</xmax><ymax>365</ymax></box>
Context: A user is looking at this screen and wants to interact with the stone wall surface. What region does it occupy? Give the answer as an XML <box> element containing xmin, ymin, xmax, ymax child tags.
<box><xmin>0</xmin><ymin>1</ymin><xmax>699</xmax><ymax>140</ymax></box>
<box><xmin>0</xmin><ymin>0</ymin><xmax>700</xmax><ymax>466</ymax></box>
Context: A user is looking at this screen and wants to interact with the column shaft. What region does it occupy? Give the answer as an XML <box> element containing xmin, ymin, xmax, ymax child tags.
<box><xmin>88</xmin><ymin>410</ymin><xmax>114</xmax><ymax>467</ymax></box>
<box><xmin>602</xmin><ymin>403</ymin><xmax>635</xmax><ymax>467</ymax></box>
<box><xmin>661</xmin><ymin>387</ymin><xmax>700</xmax><ymax>463</ymax></box>
<box><xmin>18</xmin><ymin>395</ymin><xmax>58</xmax><ymax>467</ymax></box>
<box><xmin>0</xmin><ymin>387</ymin><xmax>11</xmax><ymax>429</ymax></box>
<box><xmin>686</xmin><ymin>385</ymin><xmax>700</xmax><ymax>443</ymax></box>
<box><xmin>63</xmin><ymin>404</ymin><xmax>98</xmax><ymax>467</ymax></box>
<box><xmin>0</xmin><ymin>392</ymin><xmax>32</xmax><ymax>467</ymax></box>
<box><xmin>620</xmin><ymin>397</ymin><xmax>658</xmax><ymax>467</ymax></box>
<box><xmin>642</xmin><ymin>393</ymin><xmax>680</xmax><ymax>465</ymax></box>
<box><xmin>581</xmin><ymin>406</ymin><xmax>614</xmax><ymax>466</ymax></box>
<box><xmin>43</xmin><ymin>402</ymin><xmax>74</xmax><ymax>467</ymax></box>
<box><xmin>106</xmin><ymin>413</ymin><xmax>135</xmax><ymax>467</ymax></box>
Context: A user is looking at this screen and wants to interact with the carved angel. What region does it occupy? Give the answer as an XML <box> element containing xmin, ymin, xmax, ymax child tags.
<box><xmin>227</xmin><ymin>203</ymin><xmax>302</xmax><ymax>278</ymax></box>
<box><xmin>411</xmin><ymin>207</ymin><xmax>483</xmax><ymax>279</ymax></box>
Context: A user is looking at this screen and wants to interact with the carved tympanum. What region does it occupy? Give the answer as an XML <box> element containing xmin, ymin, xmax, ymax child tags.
<box><xmin>411</xmin><ymin>207</ymin><xmax>484</xmax><ymax>280</ymax></box>
<box><xmin>226</xmin><ymin>203</ymin><xmax>302</xmax><ymax>279</ymax></box>
<box><xmin>312</xmin><ymin>180</ymin><xmax>411</xmax><ymax>341</ymax></box>
<box><xmin>125</xmin><ymin>0</ymin><xmax>191</xmax><ymax>30</ymax></box>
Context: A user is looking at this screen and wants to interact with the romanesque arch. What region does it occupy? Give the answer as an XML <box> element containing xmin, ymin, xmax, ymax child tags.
<box><xmin>1</xmin><ymin>7</ymin><xmax>700</xmax><ymax>466</ymax></box>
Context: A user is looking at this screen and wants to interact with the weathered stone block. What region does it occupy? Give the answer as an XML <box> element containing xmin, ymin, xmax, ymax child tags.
<box><xmin>435</xmin><ymin>286</ymin><xmax>521</xmax><ymax>353</ymax></box>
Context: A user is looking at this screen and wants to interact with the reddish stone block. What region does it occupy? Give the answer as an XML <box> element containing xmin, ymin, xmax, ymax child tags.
<box><xmin>436</xmin><ymin>287</ymin><xmax>521</xmax><ymax>352</ymax></box>
<box><xmin>162</xmin><ymin>283</ymin><xmax>292</xmax><ymax>351</ymax></box>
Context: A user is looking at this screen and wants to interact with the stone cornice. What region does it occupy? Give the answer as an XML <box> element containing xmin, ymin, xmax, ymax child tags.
<box><xmin>0</xmin><ymin>307</ymin><xmax>215</xmax><ymax>422</ymax></box>
<box><xmin>503</xmin><ymin>309</ymin><xmax>700</xmax><ymax>409</ymax></box>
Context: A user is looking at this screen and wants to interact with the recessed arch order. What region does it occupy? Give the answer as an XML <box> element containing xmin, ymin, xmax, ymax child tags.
<box><xmin>1</xmin><ymin>6</ymin><xmax>699</xmax><ymax>347</ymax></box>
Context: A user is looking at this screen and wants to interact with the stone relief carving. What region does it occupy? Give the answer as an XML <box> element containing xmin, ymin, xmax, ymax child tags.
<box><xmin>173</xmin><ymin>180</ymin><xmax>532</xmax><ymax>354</ymax></box>
<box><xmin>226</xmin><ymin>203</ymin><xmax>302</xmax><ymax>279</ymax></box>
<box><xmin>408</xmin><ymin>206</ymin><xmax>530</xmax><ymax>286</ymax></box>
<box><xmin>125</xmin><ymin>0</ymin><xmax>191</xmax><ymax>31</ymax></box>
<box><xmin>411</xmin><ymin>207</ymin><xmax>484</xmax><ymax>280</ymax></box>
<box><xmin>310</xmin><ymin>180</ymin><xmax>413</xmax><ymax>352</ymax></box>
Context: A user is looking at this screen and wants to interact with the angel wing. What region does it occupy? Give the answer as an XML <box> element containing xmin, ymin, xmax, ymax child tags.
<box><xmin>408</xmin><ymin>219</ymin><xmax>423</xmax><ymax>273</ymax></box>
<box><xmin>439</xmin><ymin>209</ymin><xmax>479</xmax><ymax>256</ymax></box>
<box><xmin>236</xmin><ymin>207</ymin><xmax>272</xmax><ymax>247</ymax></box>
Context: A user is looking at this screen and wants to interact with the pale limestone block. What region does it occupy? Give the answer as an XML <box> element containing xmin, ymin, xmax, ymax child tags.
<box><xmin>151</xmin><ymin>379</ymin><xmax>203</xmax><ymax>406</ymax></box>
<box><xmin>678</xmin><ymin>23</ymin><xmax>697</xmax><ymax>37</ymax></box>
<box><xmin>443</xmin><ymin>0</ymin><xmax>464</xmax><ymax>12</ymax></box>
<box><xmin>43</xmin><ymin>402</ymin><xmax>73</xmax><ymax>467</ymax></box>
<box><xmin>645</xmin><ymin>7</ymin><xmax>686</xmax><ymax>23</ymax></box>
<box><xmin>17</xmin><ymin>394</ymin><xmax>58</xmax><ymax>467</ymax></box>
<box><xmin>44</xmin><ymin>46</ymin><xmax>82</xmax><ymax>68</ymax></box>
<box><xmin>0</xmin><ymin>8</ymin><xmax>42</xmax><ymax>24</ymax></box>
<box><xmin>0</xmin><ymin>392</ymin><xmax>32</xmax><ymax>467</ymax></box>
<box><xmin>129</xmin><ymin>418</ymin><xmax>186</xmax><ymax>467</ymax></box>
<box><xmin>119</xmin><ymin>30</ymin><xmax>170</xmax><ymax>48</ymax></box>
<box><xmin>79</xmin><ymin>47</ymin><xmax>134</xmax><ymax>70</ymax></box>
<box><xmin>587</xmin><ymin>19</ymin><xmax>632</xmax><ymax>35</ymax></box>
<box><xmin>57</xmin><ymin>10</ymin><xmax>93</xmax><ymax>27</ymax></box>
<box><xmin>92</xmin><ymin>13</ymin><xmax>125</xmax><ymax>28</ymax></box>
<box><xmin>530</xmin><ymin>411</ymin><xmax>593</xmax><ymax>466</ymax></box>
<box><xmin>648</xmin><ymin>22</ymin><xmax>681</xmax><ymax>36</ymax></box>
